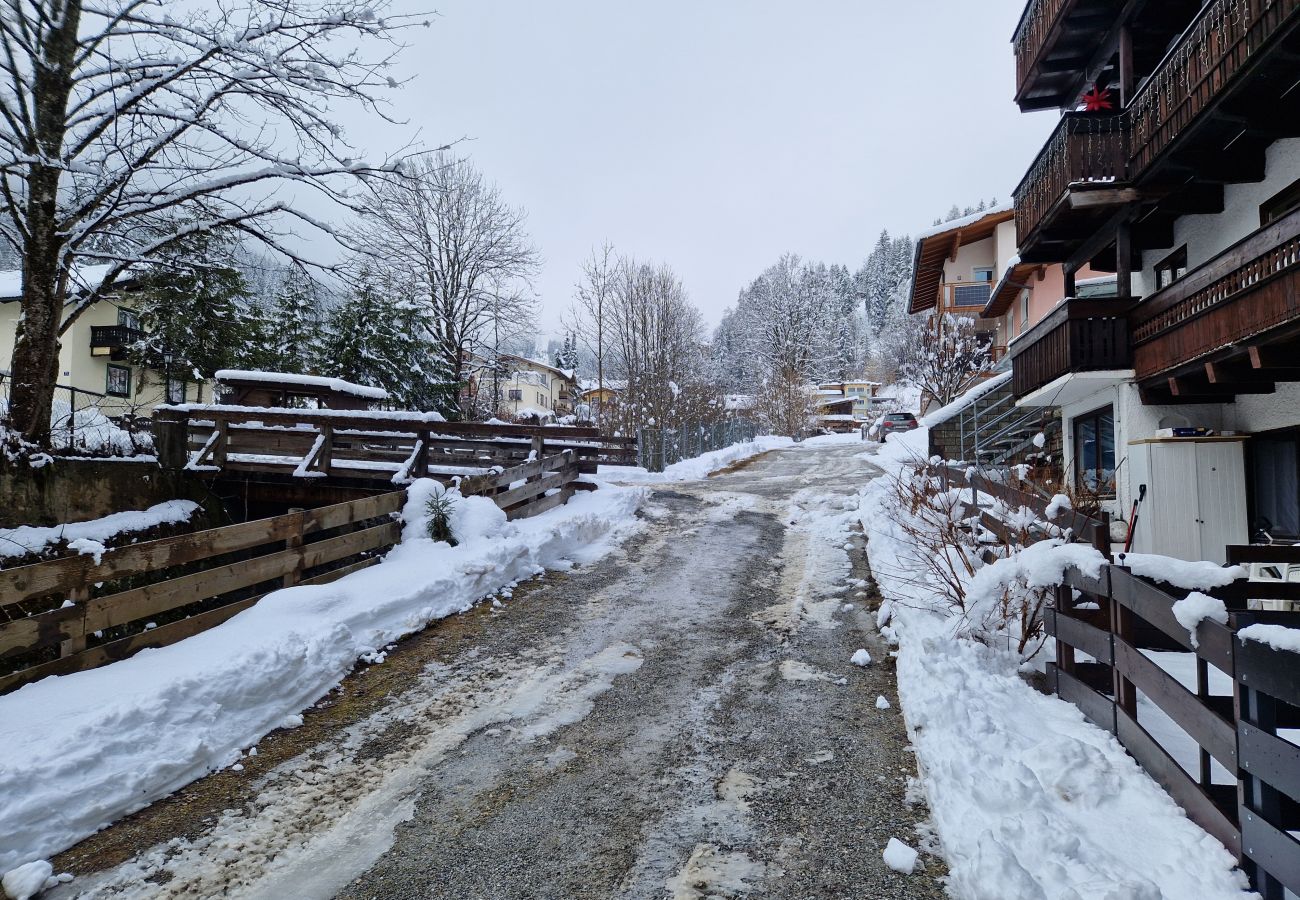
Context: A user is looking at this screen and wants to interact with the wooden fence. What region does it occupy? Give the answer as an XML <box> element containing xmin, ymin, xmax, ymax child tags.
<box><xmin>0</xmin><ymin>450</ymin><xmax>589</xmax><ymax>694</ymax></box>
<box><xmin>155</xmin><ymin>406</ymin><xmax>636</xmax><ymax>481</ymax></box>
<box><xmin>1047</xmin><ymin>545</ymin><xmax>1300</xmax><ymax>898</ymax></box>
<box><xmin>939</xmin><ymin>464</ymin><xmax>1108</xmax><ymax>547</ymax></box>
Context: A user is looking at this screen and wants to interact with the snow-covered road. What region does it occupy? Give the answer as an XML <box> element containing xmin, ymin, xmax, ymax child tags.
<box><xmin>49</xmin><ymin>441</ymin><xmax>943</xmax><ymax>899</ymax></box>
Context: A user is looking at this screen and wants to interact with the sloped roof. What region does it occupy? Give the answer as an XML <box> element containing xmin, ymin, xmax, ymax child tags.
<box><xmin>908</xmin><ymin>206</ymin><xmax>1015</xmax><ymax>315</ymax></box>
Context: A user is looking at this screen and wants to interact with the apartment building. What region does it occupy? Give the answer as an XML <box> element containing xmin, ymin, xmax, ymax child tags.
<box><xmin>1005</xmin><ymin>0</ymin><xmax>1300</xmax><ymax>559</ymax></box>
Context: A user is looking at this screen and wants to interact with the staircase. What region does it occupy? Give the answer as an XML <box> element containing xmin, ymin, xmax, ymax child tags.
<box><xmin>928</xmin><ymin>377</ymin><xmax>1059</xmax><ymax>466</ymax></box>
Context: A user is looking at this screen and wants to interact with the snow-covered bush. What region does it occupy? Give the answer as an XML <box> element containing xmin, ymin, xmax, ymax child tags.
<box><xmin>880</xmin><ymin>456</ymin><xmax>1094</xmax><ymax>658</ymax></box>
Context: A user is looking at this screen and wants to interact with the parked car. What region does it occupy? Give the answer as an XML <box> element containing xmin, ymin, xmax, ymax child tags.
<box><xmin>877</xmin><ymin>412</ymin><xmax>919</xmax><ymax>441</ymax></box>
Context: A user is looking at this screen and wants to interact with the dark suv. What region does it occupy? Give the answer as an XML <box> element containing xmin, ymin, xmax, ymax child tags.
<box><xmin>878</xmin><ymin>412</ymin><xmax>919</xmax><ymax>440</ymax></box>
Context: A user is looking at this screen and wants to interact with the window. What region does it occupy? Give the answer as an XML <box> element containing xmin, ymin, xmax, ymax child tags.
<box><xmin>106</xmin><ymin>364</ymin><xmax>131</xmax><ymax>397</ymax></box>
<box><xmin>507</xmin><ymin>388</ymin><xmax>522</xmax><ymax>401</ymax></box>
<box><xmin>1155</xmin><ymin>246</ymin><xmax>1187</xmax><ymax>291</ymax></box>
<box><xmin>117</xmin><ymin>309</ymin><xmax>140</xmax><ymax>330</ymax></box>
<box><xmin>1260</xmin><ymin>177</ymin><xmax>1300</xmax><ymax>226</ymax></box>
<box><xmin>166</xmin><ymin>377</ymin><xmax>186</xmax><ymax>404</ymax></box>
<box><xmin>1073</xmin><ymin>406</ymin><xmax>1116</xmax><ymax>497</ymax></box>
<box><xmin>1020</xmin><ymin>290</ymin><xmax>1030</xmax><ymax>331</ymax></box>
<box><xmin>973</xmin><ymin>267</ymin><xmax>995</xmax><ymax>283</ymax></box>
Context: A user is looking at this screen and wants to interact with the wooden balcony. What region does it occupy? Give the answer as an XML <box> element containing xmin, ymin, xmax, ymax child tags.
<box><xmin>942</xmin><ymin>281</ymin><xmax>993</xmax><ymax>312</ymax></box>
<box><xmin>1127</xmin><ymin>0</ymin><xmax>1300</xmax><ymax>178</ymax></box>
<box><xmin>89</xmin><ymin>325</ymin><xmax>144</xmax><ymax>361</ymax></box>
<box><xmin>1010</xmin><ymin>297</ymin><xmax>1135</xmax><ymax>399</ymax></box>
<box><xmin>1013</xmin><ymin>0</ymin><xmax>1125</xmax><ymax>111</ymax></box>
<box><xmin>1013</xmin><ymin>113</ymin><xmax>1131</xmax><ymax>262</ymax></box>
<box><xmin>1132</xmin><ymin>207</ymin><xmax>1300</xmax><ymax>399</ymax></box>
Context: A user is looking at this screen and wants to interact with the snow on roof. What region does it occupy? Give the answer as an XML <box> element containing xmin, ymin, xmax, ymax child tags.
<box><xmin>913</xmin><ymin>202</ymin><xmax>1014</xmax><ymax>242</ymax></box>
<box><xmin>0</xmin><ymin>263</ymin><xmax>118</xmax><ymax>302</ymax></box>
<box><xmin>498</xmin><ymin>354</ymin><xmax>576</xmax><ymax>382</ymax></box>
<box><xmin>580</xmin><ymin>379</ymin><xmax>627</xmax><ymax>392</ymax></box>
<box><xmin>214</xmin><ymin>370</ymin><xmax>389</xmax><ymax>400</ymax></box>
<box><xmin>921</xmin><ymin>371</ymin><xmax>1013</xmax><ymax>428</ymax></box>
<box><xmin>814</xmin><ymin>395</ymin><xmax>854</xmax><ymax>408</ymax></box>
<box><xmin>725</xmin><ymin>394</ymin><xmax>755</xmax><ymax>411</ymax></box>
<box><xmin>512</xmin><ymin>405</ymin><xmax>555</xmax><ymax>420</ymax></box>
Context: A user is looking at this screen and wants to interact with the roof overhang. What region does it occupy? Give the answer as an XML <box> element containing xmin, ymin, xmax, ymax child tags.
<box><xmin>984</xmin><ymin>261</ymin><xmax>1044</xmax><ymax>318</ymax></box>
<box><xmin>909</xmin><ymin>208</ymin><xmax>1015</xmax><ymax>315</ymax></box>
<box><xmin>1017</xmin><ymin>369</ymin><xmax>1133</xmax><ymax>408</ymax></box>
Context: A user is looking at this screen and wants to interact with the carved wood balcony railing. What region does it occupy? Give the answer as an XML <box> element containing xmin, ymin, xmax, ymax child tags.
<box><xmin>1014</xmin><ymin>0</ymin><xmax>1072</xmax><ymax>100</ymax></box>
<box><xmin>1131</xmin><ymin>207</ymin><xmax>1300</xmax><ymax>380</ymax></box>
<box><xmin>1011</xmin><ymin>297</ymin><xmax>1136</xmax><ymax>398</ymax></box>
<box><xmin>1127</xmin><ymin>0</ymin><xmax>1300</xmax><ymax>176</ymax></box>
<box><xmin>1013</xmin><ymin>113</ymin><xmax>1130</xmax><ymax>247</ymax></box>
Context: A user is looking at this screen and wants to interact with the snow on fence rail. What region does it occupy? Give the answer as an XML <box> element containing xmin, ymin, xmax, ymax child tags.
<box><xmin>1047</xmin><ymin>546</ymin><xmax>1300</xmax><ymax>898</ymax></box>
<box><xmin>154</xmin><ymin>405</ymin><xmax>637</xmax><ymax>478</ymax></box>
<box><xmin>939</xmin><ymin>463</ymin><xmax>1109</xmax><ymax>547</ymax></box>
<box><xmin>0</xmin><ymin>451</ymin><xmax>590</xmax><ymax>694</ymax></box>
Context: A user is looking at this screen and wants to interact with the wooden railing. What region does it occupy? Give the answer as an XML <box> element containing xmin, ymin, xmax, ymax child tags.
<box><xmin>155</xmin><ymin>406</ymin><xmax>636</xmax><ymax>479</ymax></box>
<box><xmin>1010</xmin><ymin>297</ymin><xmax>1136</xmax><ymax>397</ymax></box>
<box><xmin>0</xmin><ymin>492</ymin><xmax>405</xmax><ymax>693</ymax></box>
<box><xmin>1128</xmin><ymin>0</ymin><xmax>1300</xmax><ymax>175</ymax></box>
<box><xmin>1048</xmin><ymin>556</ymin><xmax>1300</xmax><ymax>896</ymax></box>
<box><xmin>0</xmin><ymin>446</ymin><xmax>592</xmax><ymax>693</ymax></box>
<box><xmin>1013</xmin><ymin>0</ymin><xmax>1073</xmax><ymax>100</ymax></box>
<box><xmin>940</xmin><ymin>463</ymin><xmax>1107</xmax><ymax>544</ymax></box>
<box><xmin>1013</xmin><ymin>113</ymin><xmax>1130</xmax><ymax>246</ymax></box>
<box><xmin>1132</xmin><ymin>207</ymin><xmax>1300</xmax><ymax>379</ymax></box>
<box><xmin>943</xmin><ymin>281</ymin><xmax>994</xmax><ymax>311</ymax></box>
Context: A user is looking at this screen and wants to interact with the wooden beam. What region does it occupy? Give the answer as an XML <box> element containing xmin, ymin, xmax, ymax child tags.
<box><xmin>1204</xmin><ymin>362</ymin><xmax>1279</xmax><ymax>387</ymax></box>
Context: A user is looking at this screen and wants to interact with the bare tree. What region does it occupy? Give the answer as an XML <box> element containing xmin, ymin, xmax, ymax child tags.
<box><xmin>0</xmin><ymin>0</ymin><xmax>429</xmax><ymax>445</ymax></box>
<box><xmin>348</xmin><ymin>152</ymin><xmax>538</xmax><ymax>418</ymax></box>
<box><xmin>604</xmin><ymin>257</ymin><xmax>720</xmax><ymax>435</ymax></box>
<box><xmin>565</xmin><ymin>242</ymin><xmax>616</xmax><ymax>423</ymax></box>
<box><xmin>902</xmin><ymin>314</ymin><xmax>993</xmax><ymax>408</ymax></box>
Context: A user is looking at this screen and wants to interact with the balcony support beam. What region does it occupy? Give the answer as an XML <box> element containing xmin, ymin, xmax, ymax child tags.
<box><xmin>1116</xmin><ymin>220</ymin><xmax>1133</xmax><ymax>299</ymax></box>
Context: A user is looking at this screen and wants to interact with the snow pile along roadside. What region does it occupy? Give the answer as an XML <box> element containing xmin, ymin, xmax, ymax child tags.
<box><xmin>856</xmin><ymin>421</ymin><xmax>1251</xmax><ymax>899</ymax></box>
<box><xmin>0</xmin><ymin>480</ymin><xmax>645</xmax><ymax>872</ymax></box>
<box><xmin>599</xmin><ymin>435</ymin><xmax>794</xmax><ymax>483</ymax></box>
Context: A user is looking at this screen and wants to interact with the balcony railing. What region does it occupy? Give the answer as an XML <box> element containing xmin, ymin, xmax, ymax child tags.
<box><xmin>1128</xmin><ymin>0</ymin><xmax>1300</xmax><ymax>175</ymax></box>
<box><xmin>944</xmin><ymin>281</ymin><xmax>993</xmax><ymax>310</ymax></box>
<box><xmin>1131</xmin><ymin>206</ymin><xmax>1300</xmax><ymax>380</ymax></box>
<box><xmin>89</xmin><ymin>325</ymin><xmax>144</xmax><ymax>359</ymax></box>
<box><xmin>1013</xmin><ymin>113</ymin><xmax>1129</xmax><ymax>248</ymax></box>
<box><xmin>1010</xmin><ymin>297</ymin><xmax>1136</xmax><ymax>397</ymax></box>
<box><xmin>1013</xmin><ymin>0</ymin><xmax>1072</xmax><ymax>98</ymax></box>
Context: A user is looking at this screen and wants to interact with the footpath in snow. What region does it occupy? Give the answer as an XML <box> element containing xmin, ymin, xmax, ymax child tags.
<box><xmin>0</xmin><ymin>480</ymin><xmax>645</xmax><ymax>873</ymax></box>
<box><xmin>857</xmin><ymin>428</ymin><xmax>1253</xmax><ymax>900</ymax></box>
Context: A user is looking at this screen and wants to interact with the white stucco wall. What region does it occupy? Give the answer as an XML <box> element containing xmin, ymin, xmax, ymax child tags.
<box><xmin>1134</xmin><ymin>138</ymin><xmax>1300</xmax><ymax>294</ymax></box>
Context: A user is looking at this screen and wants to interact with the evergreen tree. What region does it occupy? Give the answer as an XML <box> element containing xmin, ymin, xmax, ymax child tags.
<box><xmin>264</xmin><ymin>268</ymin><xmax>323</xmax><ymax>374</ymax></box>
<box><xmin>129</xmin><ymin>232</ymin><xmax>263</xmax><ymax>382</ymax></box>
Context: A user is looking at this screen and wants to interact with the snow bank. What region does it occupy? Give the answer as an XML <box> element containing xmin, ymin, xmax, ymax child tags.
<box><xmin>601</xmin><ymin>435</ymin><xmax>794</xmax><ymax>483</ymax></box>
<box><xmin>0</xmin><ymin>481</ymin><xmax>645</xmax><ymax>871</ymax></box>
<box><xmin>858</xmin><ymin>453</ymin><xmax>1251</xmax><ymax>899</ymax></box>
<box><xmin>0</xmin><ymin>501</ymin><xmax>199</xmax><ymax>565</ymax></box>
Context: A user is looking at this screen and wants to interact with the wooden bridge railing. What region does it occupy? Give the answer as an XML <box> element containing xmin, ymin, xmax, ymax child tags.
<box><xmin>1048</xmin><ymin>554</ymin><xmax>1300</xmax><ymax>898</ymax></box>
<box><xmin>154</xmin><ymin>405</ymin><xmax>637</xmax><ymax>479</ymax></box>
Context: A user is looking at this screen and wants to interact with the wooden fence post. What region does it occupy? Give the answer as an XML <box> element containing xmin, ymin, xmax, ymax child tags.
<box><xmin>283</xmin><ymin>509</ymin><xmax>306</xmax><ymax>588</ymax></box>
<box><xmin>60</xmin><ymin>585</ymin><xmax>89</xmax><ymax>657</ymax></box>
<box><xmin>531</xmin><ymin>433</ymin><xmax>545</xmax><ymax>459</ymax></box>
<box><xmin>154</xmin><ymin>411</ymin><xmax>189</xmax><ymax>469</ymax></box>
<box><xmin>318</xmin><ymin>425</ymin><xmax>333</xmax><ymax>475</ymax></box>
<box><xmin>1092</xmin><ymin>510</ymin><xmax>1113</xmax><ymax>558</ymax></box>
<box><xmin>415</xmin><ymin>431</ymin><xmax>430</xmax><ymax>479</ymax></box>
<box><xmin>213</xmin><ymin>419</ymin><xmax>229</xmax><ymax>468</ymax></box>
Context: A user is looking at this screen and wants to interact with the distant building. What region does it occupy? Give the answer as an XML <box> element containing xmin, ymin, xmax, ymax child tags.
<box><xmin>465</xmin><ymin>352</ymin><xmax>579</xmax><ymax>420</ymax></box>
<box><xmin>0</xmin><ymin>265</ymin><xmax>211</xmax><ymax>417</ymax></box>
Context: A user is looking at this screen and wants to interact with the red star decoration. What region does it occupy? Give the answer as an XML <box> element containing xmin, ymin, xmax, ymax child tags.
<box><xmin>1081</xmin><ymin>85</ymin><xmax>1113</xmax><ymax>112</ymax></box>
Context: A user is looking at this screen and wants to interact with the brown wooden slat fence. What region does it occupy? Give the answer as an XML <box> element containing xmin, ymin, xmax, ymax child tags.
<box><xmin>1047</xmin><ymin>545</ymin><xmax>1300</xmax><ymax>898</ymax></box>
<box><xmin>0</xmin><ymin>450</ymin><xmax>589</xmax><ymax>694</ymax></box>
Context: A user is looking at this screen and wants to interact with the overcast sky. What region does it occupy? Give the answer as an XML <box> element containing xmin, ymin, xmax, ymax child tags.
<box><xmin>355</xmin><ymin>1</ymin><xmax>1059</xmax><ymax>336</ymax></box>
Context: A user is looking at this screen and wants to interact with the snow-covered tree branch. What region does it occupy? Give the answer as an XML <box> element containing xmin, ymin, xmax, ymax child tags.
<box><xmin>0</xmin><ymin>0</ymin><xmax>429</xmax><ymax>444</ymax></box>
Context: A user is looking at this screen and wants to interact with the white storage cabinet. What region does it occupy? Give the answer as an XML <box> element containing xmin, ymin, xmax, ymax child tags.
<box><xmin>1125</xmin><ymin>438</ymin><xmax>1247</xmax><ymax>565</ymax></box>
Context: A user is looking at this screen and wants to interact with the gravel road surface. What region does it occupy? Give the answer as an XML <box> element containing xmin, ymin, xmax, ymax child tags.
<box><xmin>52</xmin><ymin>441</ymin><xmax>946</xmax><ymax>900</ymax></box>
